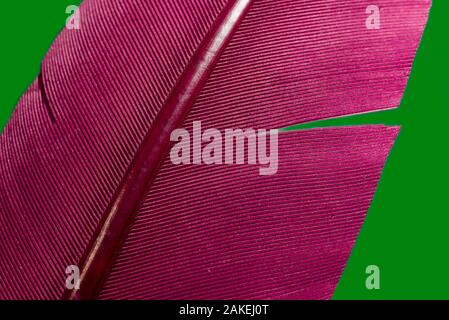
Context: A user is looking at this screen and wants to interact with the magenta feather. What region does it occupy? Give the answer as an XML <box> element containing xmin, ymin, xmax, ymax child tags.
<box><xmin>0</xmin><ymin>0</ymin><xmax>430</xmax><ymax>299</ymax></box>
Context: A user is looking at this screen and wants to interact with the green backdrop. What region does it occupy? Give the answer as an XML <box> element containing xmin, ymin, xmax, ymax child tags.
<box><xmin>1</xmin><ymin>1</ymin><xmax>448</xmax><ymax>299</ymax></box>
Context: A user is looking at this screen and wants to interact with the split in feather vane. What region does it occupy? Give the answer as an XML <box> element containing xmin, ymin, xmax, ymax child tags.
<box><xmin>0</xmin><ymin>0</ymin><xmax>430</xmax><ymax>299</ymax></box>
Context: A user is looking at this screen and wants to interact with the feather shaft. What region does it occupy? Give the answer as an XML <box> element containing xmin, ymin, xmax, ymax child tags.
<box><xmin>63</xmin><ymin>0</ymin><xmax>254</xmax><ymax>300</ymax></box>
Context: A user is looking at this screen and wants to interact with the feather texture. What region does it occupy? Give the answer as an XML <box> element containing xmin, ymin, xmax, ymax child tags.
<box><xmin>0</xmin><ymin>0</ymin><xmax>430</xmax><ymax>299</ymax></box>
<box><xmin>0</xmin><ymin>0</ymin><xmax>229</xmax><ymax>299</ymax></box>
<box><xmin>99</xmin><ymin>126</ymin><xmax>399</xmax><ymax>300</ymax></box>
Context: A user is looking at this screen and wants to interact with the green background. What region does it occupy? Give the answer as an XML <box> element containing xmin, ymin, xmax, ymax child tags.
<box><xmin>0</xmin><ymin>1</ymin><xmax>447</xmax><ymax>299</ymax></box>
